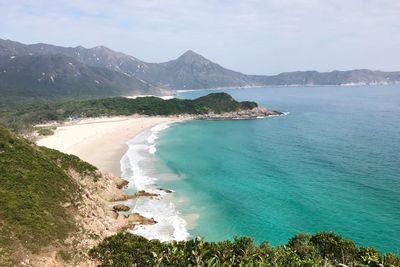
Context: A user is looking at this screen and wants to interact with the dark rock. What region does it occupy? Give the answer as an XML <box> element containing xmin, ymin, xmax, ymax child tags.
<box><xmin>158</xmin><ymin>188</ymin><xmax>173</xmax><ymax>193</ymax></box>
<box><xmin>113</xmin><ymin>204</ymin><xmax>130</xmax><ymax>212</ymax></box>
<box><xmin>116</xmin><ymin>179</ymin><xmax>129</xmax><ymax>189</ymax></box>
<box><xmin>131</xmin><ymin>190</ymin><xmax>159</xmax><ymax>198</ymax></box>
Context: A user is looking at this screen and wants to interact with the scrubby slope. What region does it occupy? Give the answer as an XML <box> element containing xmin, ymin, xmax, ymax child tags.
<box><xmin>0</xmin><ymin>126</ymin><xmax>124</xmax><ymax>266</ymax></box>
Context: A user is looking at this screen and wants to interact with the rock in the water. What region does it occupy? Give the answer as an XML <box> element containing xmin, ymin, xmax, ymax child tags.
<box><xmin>126</xmin><ymin>212</ymin><xmax>157</xmax><ymax>225</ymax></box>
<box><xmin>110</xmin><ymin>194</ymin><xmax>129</xmax><ymax>201</ymax></box>
<box><xmin>131</xmin><ymin>190</ymin><xmax>159</xmax><ymax>198</ymax></box>
<box><xmin>116</xmin><ymin>179</ymin><xmax>129</xmax><ymax>189</ymax></box>
<box><xmin>113</xmin><ymin>204</ymin><xmax>130</xmax><ymax>212</ymax></box>
<box><xmin>158</xmin><ymin>188</ymin><xmax>173</xmax><ymax>193</ymax></box>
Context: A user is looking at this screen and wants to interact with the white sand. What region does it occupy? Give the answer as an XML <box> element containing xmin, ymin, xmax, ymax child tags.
<box><xmin>36</xmin><ymin>116</ymin><xmax>181</xmax><ymax>176</ymax></box>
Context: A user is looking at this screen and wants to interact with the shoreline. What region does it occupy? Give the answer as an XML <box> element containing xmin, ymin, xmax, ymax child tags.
<box><xmin>35</xmin><ymin>108</ymin><xmax>284</xmax><ymax>177</ymax></box>
<box><xmin>36</xmin><ymin>115</ymin><xmax>191</xmax><ymax>243</ymax></box>
<box><xmin>33</xmin><ymin>116</ymin><xmax>187</xmax><ymax>265</ymax></box>
<box><xmin>119</xmin><ymin>121</ymin><xmax>191</xmax><ymax>241</ymax></box>
<box><xmin>36</xmin><ymin>116</ymin><xmax>184</xmax><ymax>177</ymax></box>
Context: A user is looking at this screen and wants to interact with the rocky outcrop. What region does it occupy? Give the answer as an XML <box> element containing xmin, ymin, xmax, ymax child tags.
<box><xmin>113</xmin><ymin>204</ymin><xmax>130</xmax><ymax>212</ymax></box>
<box><xmin>26</xmin><ymin>171</ymin><xmax>157</xmax><ymax>267</ymax></box>
<box><xmin>131</xmin><ymin>190</ymin><xmax>159</xmax><ymax>198</ymax></box>
<box><xmin>126</xmin><ymin>213</ymin><xmax>157</xmax><ymax>226</ymax></box>
<box><xmin>196</xmin><ymin>107</ymin><xmax>283</xmax><ymax>120</ymax></box>
<box><xmin>115</xmin><ymin>179</ymin><xmax>129</xmax><ymax>189</ymax></box>
<box><xmin>116</xmin><ymin>213</ymin><xmax>157</xmax><ymax>231</ymax></box>
<box><xmin>158</xmin><ymin>188</ymin><xmax>173</xmax><ymax>193</ymax></box>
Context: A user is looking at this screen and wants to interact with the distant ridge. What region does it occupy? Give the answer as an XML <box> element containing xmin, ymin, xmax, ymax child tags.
<box><xmin>0</xmin><ymin>54</ymin><xmax>160</xmax><ymax>98</ymax></box>
<box><xmin>251</xmin><ymin>69</ymin><xmax>400</xmax><ymax>87</ymax></box>
<box><xmin>1</xmin><ymin>38</ymin><xmax>400</xmax><ymax>98</ymax></box>
<box><xmin>0</xmin><ymin>39</ymin><xmax>164</xmax><ymax>99</ymax></box>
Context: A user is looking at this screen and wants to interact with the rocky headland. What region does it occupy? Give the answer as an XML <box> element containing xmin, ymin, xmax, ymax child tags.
<box><xmin>23</xmin><ymin>170</ymin><xmax>159</xmax><ymax>267</ymax></box>
<box><xmin>194</xmin><ymin>107</ymin><xmax>283</xmax><ymax>120</ymax></box>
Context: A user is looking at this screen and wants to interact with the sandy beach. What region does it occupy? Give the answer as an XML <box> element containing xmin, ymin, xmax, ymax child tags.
<box><xmin>36</xmin><ymin>116</ymin><xmax>181</xmax><ymax>176</ymax></box>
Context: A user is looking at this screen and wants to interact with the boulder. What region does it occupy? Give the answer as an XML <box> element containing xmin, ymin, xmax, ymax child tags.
<box><xmin>110</xmin><ymin>194</ymin><xmax>129</xmax><ymax>201</ymax></box>
<box><xmin>131</xmin><ymin>190</ymin><xmax>159</xmax><ymax>198</ymax></box>
<box><xmin>116</xmin><ymin>179</ymin><xmax>129</xmax><ymax>189</ymax></box>
<box><xmin>158</xmin><ymin>188</ymin><xmax>173</xmax><ymax>194</ymax></box>
<box><xmin>113</xmin><ymin>204</ymin><xmax>130</xmax><ymax>212</ymax></box>
<box><xmin>125</xmin><ymin>212</ymin><xmax>157</xmax><ymax>225</ymax></box>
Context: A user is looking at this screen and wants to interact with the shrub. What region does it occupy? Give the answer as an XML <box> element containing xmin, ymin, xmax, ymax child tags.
<box><xmin>89</xmin><ymin>232</ymin><xmax>400</xmax><ymax>267</ymax></box>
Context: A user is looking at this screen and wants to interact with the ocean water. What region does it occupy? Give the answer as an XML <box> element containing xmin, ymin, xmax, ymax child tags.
<box><xmin>122</xmin><ymin>85</ymin><xmax>400</xmax><ymax>253</ymax></box>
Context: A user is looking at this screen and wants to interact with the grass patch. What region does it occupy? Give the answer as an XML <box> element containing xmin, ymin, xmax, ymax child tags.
<box><xmin>58</xmin><ymin>250</ymin><xmax>73</xmax><ymax>262</ymax></box>
<box><xmin>36</xmin><ymin>127</ymin><xmax>56</xmax><ymax>136</ymax></box>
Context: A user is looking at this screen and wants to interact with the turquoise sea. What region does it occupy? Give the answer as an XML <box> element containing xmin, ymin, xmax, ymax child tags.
<box><xmin>152</xmin><ymin>85</ymin><xmax>400</xmax><ymax>253</ymax></box>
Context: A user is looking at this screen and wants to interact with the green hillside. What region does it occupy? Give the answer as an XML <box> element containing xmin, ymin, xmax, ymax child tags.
<box><xmin>53</xmin><ymin>92</ymin><xmax>257</xmax><ymax>117</ymax></box>
<box><xmin>1</xmin><ymin>93</ymin><xmax>259</xmax><ymax>131</ymax></box>
<box><xmin>0</xmin><ymin>125</ymin><xmax>98</xmax><ymax>266</ymax></box>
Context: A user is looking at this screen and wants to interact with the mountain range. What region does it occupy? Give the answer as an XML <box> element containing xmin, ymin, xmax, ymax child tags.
<box><xmin>1</xmin><ymin>38</ymin><xmax>399</xmax><ymax>99</ymax></box>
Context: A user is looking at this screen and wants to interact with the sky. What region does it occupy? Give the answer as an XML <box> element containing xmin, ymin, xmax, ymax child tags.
<box><xmin>0</xmin><ymin>0</ymin><xmax>399</xmax><ymax>75</ymax></box>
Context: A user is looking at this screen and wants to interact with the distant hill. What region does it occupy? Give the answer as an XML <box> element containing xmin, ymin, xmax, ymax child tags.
<box><xmin>1</xmin><ymin>38</ymin><xmax>400</xmax><ymax>96</ymax></box>
<box><xmin>0</xmin><ymin>39</ymin><xmax>149</xmax><ymax>77</ymax></box>
<box><xmin>0</xmin><ymin>54</ymin><xmax>162</xmax><ymax>99</ymax></box>
<box><xmin>251</xmin><ymin>70</ymin><xmax>400</xmax><ymax>86</ymax></box>
<box><xmin>138</xmin><ymin>50</ymin><xmax>257</xmax><ymax>89</ymax></box>
<box><xmin>0</xmin><ymin>39</ymin><xmax>165</xmax><ymax>100</ymax></box>
<box><xmin>0</xmin><ymin>39</ymin><xmax>257</xmax><ymax>90</ymax></box>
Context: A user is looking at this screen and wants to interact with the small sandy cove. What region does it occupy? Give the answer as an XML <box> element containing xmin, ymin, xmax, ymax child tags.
<box><xmin>36</xmin><ymin>116</ymin><xmax>181</xmax><ymax>176</ymax></box>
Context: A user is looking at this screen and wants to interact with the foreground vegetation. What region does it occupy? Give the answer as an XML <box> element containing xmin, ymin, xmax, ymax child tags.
<box><xmin>0</xmin><ymin>125</ymin><xmax>99</xmax><ymax>266</ymax></box>
<box><xmin>0</xmin><ymin>93</ymin><xmax>257</xmax><ymax>132</ymax></box>
<box><xmin>89</xmin><ymin>232</ymin><xmax>400</xmax><ymax>267</ymax></box>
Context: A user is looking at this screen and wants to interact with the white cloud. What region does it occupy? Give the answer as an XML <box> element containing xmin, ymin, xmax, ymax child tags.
<box><xmin>0</xmin><ymin>0</ymin><xmax>399</xmax><ymax>74</ymax></box>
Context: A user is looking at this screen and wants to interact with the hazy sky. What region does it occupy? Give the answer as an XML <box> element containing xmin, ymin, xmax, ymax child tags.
<box><xmin>1</xmin><ymin>0</ymin><xmax>399</xmax><ymax>74</ymax></box>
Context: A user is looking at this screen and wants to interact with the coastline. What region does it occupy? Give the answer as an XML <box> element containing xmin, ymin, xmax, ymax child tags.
<box><xmin>32</xmin><ymin>116</ymin><xmax>186</xmax><ymax>265</ymax></box>
<box><xmin>119</xmin><ymin>121</ymin><xmax>191</xmax><ymax>241</ymax></box>
<box><xmin>35</xmin><ymin>108</ymin><xmax>283</xmax><ymax>177</ymax></box>
<box><xmin>36</xmin><ymin>116</ymin><xmax>183</xmax><ymax>177</ymax></box>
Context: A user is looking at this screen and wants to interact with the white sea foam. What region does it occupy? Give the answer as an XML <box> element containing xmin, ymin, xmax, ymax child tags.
<box><xmin>147</xmin><ymin>123</ymin><xmax>171</xmax><ymax>154</ymax></box>
<box><xmin>120</xmin><ymin>121</ymin><xmax>189</xmax><ymax>242</ymax></box>
<box><xmin>148</xmin><ymin>144</ymin><xmax>157</xmax><ymax>154</ymax></box>
<box><xmin>257</xmin><ymin>111</ymin><xmax>290</xmax><ymax>119</ymax></box>
<box><xmin>132</xmin><ymin>197</ymin><xmax>189</xmax><ymax>241</ymax></box>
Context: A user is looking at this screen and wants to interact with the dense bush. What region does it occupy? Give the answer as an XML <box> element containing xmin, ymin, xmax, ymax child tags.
<box><xmin>54</xmin><ymin>93</ymin><xmax>257</xmax><ymax>118</ymax></box>
<box><xmin>89</xmin><ymin>232</ymin><xmax>400</xmax><ymax>267</ymax></box>
<box><xmin>36</xmin><ymin>127</ymin><xmax>56</xmax><ymax>136</ymax></box>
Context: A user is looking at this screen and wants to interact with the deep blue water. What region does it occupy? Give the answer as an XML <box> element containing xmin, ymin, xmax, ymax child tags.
<box><xmin>155</xmin><ymin>86</ymin><xmax>400</xmax><ymax>253</ymax></box>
